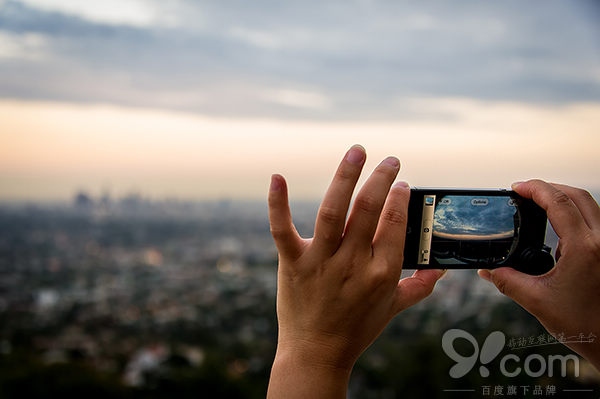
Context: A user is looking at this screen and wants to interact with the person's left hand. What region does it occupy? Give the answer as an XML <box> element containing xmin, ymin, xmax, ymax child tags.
<box><xmin>267</xmin><ymin>145</ymin><xmax>445</xmax><ymax>398</ymax></box>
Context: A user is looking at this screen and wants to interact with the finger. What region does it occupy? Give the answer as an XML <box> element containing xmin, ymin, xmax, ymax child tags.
<box><xmin>342</xmin><ymin>156</ymin><xmax>400</xmax><ymax>251</ymax></box>
<box><xmin>268</xmin><ymin>174</ymin><xmax>304</xmax><ymax>260</ymax></box>
<box><xmin>478</xmin><ymin>267</ymin><xmax>545</xmax><ymax>316</ymax></box>
<box><xmin>512</xmin><ymin>179</ymin><xmax>590</xmax><ymax>238</ymax></box>
<box><xmin>313</xmin><ymin>145</ymin><xmax>366</xmax><ymax>254</ymax></box>
<box><xmin>550</xmin><ymin>183</ymin><xmax>600</xmax><ymax>231</ymax></box>
<box><xmin>371</xmin><ymin>181</ymin><xmax>410</xmax><ymax>269</ymax></box>
<box><xmin>393</xmin><ymin>269</ymin><xmax>446</xmax><ymax>313</ymax></box>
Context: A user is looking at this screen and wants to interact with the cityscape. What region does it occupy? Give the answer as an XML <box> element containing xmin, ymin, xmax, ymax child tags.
<box><xmin>2</xmin><ymin>2</ymin><xmax>598</xmax><ymax>398</ymax></box>
<box><xmin>0</xmin><ymin>192</ymin><xmax>598</xmax><ymax>398</ymax></box>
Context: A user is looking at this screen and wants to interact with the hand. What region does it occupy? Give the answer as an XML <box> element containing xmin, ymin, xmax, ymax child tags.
<box><xmin>479</xmin><ymin>180</ymin><xmax>600</xmax><ymax>370</ymax></box>
<box><xmin>267</xmin><ymin>145</ymin><xmax>445</xmax><ymax>398</ymax></box>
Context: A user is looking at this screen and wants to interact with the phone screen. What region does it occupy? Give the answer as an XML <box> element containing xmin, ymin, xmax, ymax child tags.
<box><xmin>416</xmin><ymin>193</ymin><xmax>520</xmax><ymax>266</ymax></box>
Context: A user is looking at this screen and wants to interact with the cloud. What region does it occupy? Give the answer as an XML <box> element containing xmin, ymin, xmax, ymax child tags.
<box><xmin>0</xmin><ymin>30</ymin><xmax>48</xmax><ymax>60</ymax></box>
<box><xmin>13</xmin><ymin>0</ymin><xmax>164</xmax><ymax>27</ymax></box>
<box><xmin>261</xmin><ymin>89</ymin><xmax>332</xmax><ymax>110</ymax></box>
<box><xmin>0</xmin><ymin>0</ymin><xmax>599</xmax><ymax>120</ymax></box>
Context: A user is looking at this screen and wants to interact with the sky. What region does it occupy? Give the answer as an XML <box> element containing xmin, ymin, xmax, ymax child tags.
<box><xmin>0</xmin><ymin>0</ymin><xmax>599</xmax><ymax>201</ymax></box>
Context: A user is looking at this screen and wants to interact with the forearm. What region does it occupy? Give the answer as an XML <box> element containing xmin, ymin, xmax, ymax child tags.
<box><xmin>267</xmin><ymin>348</ymin><xmax>353</xmax><ymax>399</ymax></box>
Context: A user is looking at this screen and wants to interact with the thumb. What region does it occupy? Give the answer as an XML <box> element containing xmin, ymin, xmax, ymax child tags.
<box><xmin>478</xmin><ymin>267</ymin><xmax>543</xmax><ymax>312</ymax></box>
<box><xmin>268</xmin><ymin>174</ymin><xmax>304</xmax><ymax>260</ymax></box>
<box><xmin>394</xmin><ymin>269</ymin><xmax>447</xmax><ymax>313</ymax></box>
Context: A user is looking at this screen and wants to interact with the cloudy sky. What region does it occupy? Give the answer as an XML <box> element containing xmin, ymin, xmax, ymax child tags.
<box><xmin>0</xmin><ymin>0</ymin><xmax>599</xmax><ymax>201</ymax></box>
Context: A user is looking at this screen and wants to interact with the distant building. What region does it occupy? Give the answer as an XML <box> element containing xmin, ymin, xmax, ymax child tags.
<box><xmin>74</xmin><ymin>191</ymin><xmax>94</xmax><ymax>211</ymax></box>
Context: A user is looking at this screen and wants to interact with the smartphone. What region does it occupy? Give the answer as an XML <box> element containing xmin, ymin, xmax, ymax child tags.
<box><xmin>403</xmin><ymin>188</ymin><xmax>554</xmax><ymax>275</ymax></box>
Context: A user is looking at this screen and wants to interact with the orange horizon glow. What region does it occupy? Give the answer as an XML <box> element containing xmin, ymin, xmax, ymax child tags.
<box><xmin>1</xmin><ymin>98</ymin><xmax>599</xmax><ymax>202</ymax></box>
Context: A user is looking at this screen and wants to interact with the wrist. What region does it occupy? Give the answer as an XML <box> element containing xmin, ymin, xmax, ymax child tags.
<box><xmin>267</xmin><ymin>346</ymin><xmax>354</xmax><ymax>399</ymax></box>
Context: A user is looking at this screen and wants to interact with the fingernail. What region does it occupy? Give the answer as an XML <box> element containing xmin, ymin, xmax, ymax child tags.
<box><xmin>511</xmin><ymin>181</ymin><xmax>524</xmax><ymax>190</ymax></box>
<box><xmin>270</xmin><ymin>174</ymin><xmax>284</xmax><ymax>191</ymax></box>
<box><xmin>393</xmin><ymin>181</ymin><xmax>410</xmax><ymax>189</ymax></box>
<box><xmin>477</xmin><ymin>269</ymin><xmax>492</xmax><ymax>282</ymax></box>
<box><xmin>381</xmin><ymin>156</ymin><xmax>400</xmax><ymax>169</ymax></box>
<box><xmin>346</xmin><ymin>145</ymin><xmax>366</xmax><ymax>165</ymax></box>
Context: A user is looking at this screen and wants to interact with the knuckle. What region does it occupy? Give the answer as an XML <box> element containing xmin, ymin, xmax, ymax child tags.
<box><xmin>575</xmin><ymin>187</ymin><xmax>598</xmax><ymax>205</ymax></box>
<box><xmin>550</xmin><ymin>189</ymin><xmax>572</xmax><ymax>207</ymax></box>
<box><xmin>413</xmin><ymin>275</ymin><xmax>435</xmax><ymax>297</ymax></box>
<box><xmin>318</xmin><ymin>205</ymin><xmax>344</xmax><ymax>226</ymax></box>
<box><xmin>269</xmin><ymin>226</ymin><xmax>292</xmax><ymax>242</ymax></box>
<box><xmin>365</xmin><ymin>266</ymin><xmax>392</xmax><ymax>291</ymax></box>
<box><xmin>495</xmin><ymin>281</ymin><xmax>509</xmax><ymax>297</ymax></box>
<box><xmin>369</xmin><ymin>265</ymin><xmax>388</xmax><ymax>283</ymax></box>
<box><xmin>381</xmin><ymin>208</ymin><xmax>407</xmax><ymax>226</ymax></box>
<box><xmin>492</xmin><ymin>275</ymin><xmax>510</xmax><ymax>296</ymax></box>
<box><xmin>354</xmin><ymin>194</ymin><xmax>380</xmax><ymax>215</ymax></box>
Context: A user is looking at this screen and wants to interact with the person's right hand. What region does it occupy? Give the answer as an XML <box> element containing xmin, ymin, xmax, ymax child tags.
<box><xmin>478</xmin><ymin>179</ymin><xmax>600</xmax><ymax>370</ymax></box>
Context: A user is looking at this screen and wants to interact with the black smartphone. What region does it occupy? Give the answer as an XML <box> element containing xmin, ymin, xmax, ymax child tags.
<box><xmin>403</xmin><ymin>188</ymin><xmax>554</xmax><ymax>275</ymax></box>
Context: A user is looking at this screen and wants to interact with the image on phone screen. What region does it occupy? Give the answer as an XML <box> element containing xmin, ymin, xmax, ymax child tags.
<box><xmin>420</xmin><ymin>195</ymin><xmax>519</xmax><ymax>266</ymax></box>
